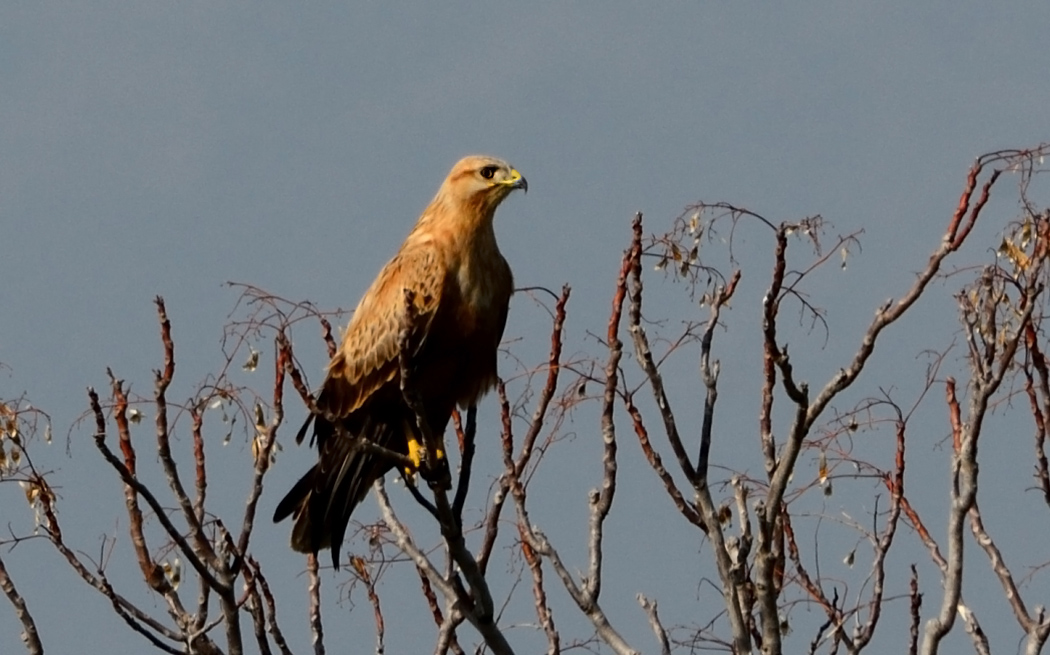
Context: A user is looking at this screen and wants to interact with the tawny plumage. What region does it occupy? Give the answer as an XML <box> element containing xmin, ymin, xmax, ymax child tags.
<box><xmin>273</xmin><ymin>155</ymin><xmax>525</xmax><ymax>566</ymax></box>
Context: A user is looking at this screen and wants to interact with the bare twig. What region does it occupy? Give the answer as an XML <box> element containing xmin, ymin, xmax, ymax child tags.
<box><xmin>249</xmin><ymin>558</ymin><xmax>294</xmax><ymax>655</ymax></box>
<box><xmin>0</xmin><ymin>554</ymin><xmax>42</xmax><ymax>655</ymax></box>
<box><xmin>307</xmin><ymin>553</ymin><xmax>325</xmax><ymax>655</ymax></box>
<box><xmin>241</xmin><ymin>564</ymin><xmax>273</xmax><ymax>655</ymax></box>
<box><xmin>88</xmin><ymin>389</ymin><xmax>227</xmax><ymax>592</ymax></box>
<box><xmin>637</xmin><ymin>594</ymin><xmax>670</xmax><ymax>655</ymax></box>
<box><xmin>909</xmin><ymin>565</ymin><xmax>921</xmax><ymax>655</ymax></box>
<box><xmin>806</xmin><ymin>156</ymin><xmax>1011</xmax><ymax>431</ymax></box>
<box><xmin>624</xmin><ymin>393</ymin><xmax>704</xmax><ymax>528</ymax></box>
<box><xmin>509</xmin><ymin>217</ymin><xmax>640</xmax><ymax>655</ymax></box>
<box><xmin>236</xmin><ymin>332</ymin><xmax>288</xmax><ymax>563</ymax></box>
<box><xmin>478</xmin><ymin>286</ymin><xmax>570</xmax><ymax>570</ymax></box>
<box><xmin>32</xmin><ymin>471</ymin><xmax>190</xmax><ymax>653</ymax></box>
<box><xmin>520</xmin><ymin>524</ymin><xmax>559</xmax><ymax>655</ymax></box>
<box><xmin>416</xmin><ymin>565</ymin><xmax>464</xmax><ymax>655</ymax></box>
<box><xmin>451</xmin><ymin>406</ymin><xmax>476</xmax><ymax>519</ymax></box>
<box><xmin>924</xmin><ymin>245</ymin><xmax>1043</xmax><ymax>654</ymax></box>
<box><xmin>957</xmin><ymin>604</ymin><xmax>991</xmax><ymax>655</ymax></box>
<box><xmin>629</xmin><ymin>213</ymin><xmax>752</xmax><ymax>653</ymax></box>
<box><xmin>374</xmin><ymin>478</ymin><xmax>514</xmax><ymax>655</ymax></box>
<box><xmin>151</xmin><ymin>299</ymin><xmax>223</xmax><ymax>575</ymax></box>
<box><xmin>970</xmin><ymin>497</ymin><xmax>1050</xmax><ymax>651</ymax></box>
<box><xmin>349</xmin><ymin>556</ymin><xmax>386</xmax><ymax>654</ymax></box>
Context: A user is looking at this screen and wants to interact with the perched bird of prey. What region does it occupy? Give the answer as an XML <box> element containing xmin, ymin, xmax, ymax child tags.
<box><xmin>274</xmin><ymin>155</ymin><xmax>526</xmax><ymax>566</ymax></box>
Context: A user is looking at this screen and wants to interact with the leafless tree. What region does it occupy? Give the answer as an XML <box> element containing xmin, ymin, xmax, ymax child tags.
<box><xmin>2</xmin><ymin>144</ymin><xmax>1050</xmax><ymax>655</ymax></box>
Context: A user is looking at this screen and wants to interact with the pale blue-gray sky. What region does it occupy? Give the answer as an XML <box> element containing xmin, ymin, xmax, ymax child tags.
<box><xmin>3</xmin><ymin>2</ymin><xmax>1050</xmax><ymax>653</ymax></box>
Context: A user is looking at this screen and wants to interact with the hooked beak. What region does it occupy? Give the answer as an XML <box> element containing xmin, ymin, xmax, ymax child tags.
<box><xmin>502</xmin><ymin>168</ymin><xmax>528</xmax><ymax>193</ymax></box>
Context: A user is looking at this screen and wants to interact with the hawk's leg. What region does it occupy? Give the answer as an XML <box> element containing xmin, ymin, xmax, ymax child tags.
<box><xmin>419</xmin><ymin>435</ymin><xmax>451</xmax><ymax>490</ymax></box>
<box><xmin>403</xmin><ymin>422</ymin><xmax>451</xmax><ymax>490</ymax></box>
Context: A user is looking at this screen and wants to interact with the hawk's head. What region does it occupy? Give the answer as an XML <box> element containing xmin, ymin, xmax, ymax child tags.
<box><xmin>442</xmin><ymin>155</ymin><xmax>527</xmax><ymax>213</ymax></box>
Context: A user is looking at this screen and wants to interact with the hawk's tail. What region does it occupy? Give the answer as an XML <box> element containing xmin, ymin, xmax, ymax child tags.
<box><xmin>273</xmin><ymin>416</ymin><xmax>397</xmax><ymax>569</ymax></box>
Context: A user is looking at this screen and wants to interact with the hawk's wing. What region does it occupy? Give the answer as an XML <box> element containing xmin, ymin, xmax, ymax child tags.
<box><xmin>275</xmin><ymin>243</ymin><xmax>446</xmax><ymax>558</ymax></box>
<box><xmin>310</xmin><ymin>242</ymin><xmax>445</xmax><ymax>437</ymax></box>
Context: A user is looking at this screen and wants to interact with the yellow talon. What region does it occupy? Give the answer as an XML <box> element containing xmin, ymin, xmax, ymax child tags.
<box><xmin>404</xmin><ymin>430</ymin><xmax>447</xmax><ymax>477</ymax></box>
<box><xmin>406</xmin><ymin>436</ymin><xmax>422</xmax><ymax>475</ymax></box>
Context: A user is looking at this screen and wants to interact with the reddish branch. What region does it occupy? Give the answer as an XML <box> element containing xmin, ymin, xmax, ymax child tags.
<box><xmin>519</xmin><ymin>286</ymin><xmax>570</xmax><ymax>475</ymax></box>
<box><xmin>507</xmin><ymin>218</ymin><xmax>640</xmax><ymax>655</ymax></box>
<box><xmin>925</xmin><ymin>157</ymin><xmax>1045</xmax><ymax>653</ymax></box>
<box><xmin>63</xmin><ymin>297</ymin><xmax>307</xmax><ymax>654</ymax></box>
<box><xmin>150</xmin><ymin>298</ymin><xmax>222</xmax><ymax>576</ymax></box>
<box><xmin>949</xmin><ymin>169</ymin><xmax>1002</xmax><ymax>251</ymax></box>
<box><xmin>519</xmin><ymin>524</ymin><xmax>560</xmax><ymax>655</ymax></box>
<box><xmin>416</xmin><ymin>566</ymin><xmax>464</xmax><ymax>655</ymax></box>
<box><xmin>319</xmin><ymin>316</ymin><xmax>338</xmax><ymax>358</ymax></box>
<box><xmin>806</xmin><ymin>154</ymin><xmax>1020</xmax><ymax>438</ymax></box>
<box><xmin>191</xmin><ymin>407</ymin><xmax>207</xmax><ymax>522</ymax></box>
<box><xmin>284</xmin><ymin>346</ymin><xmax>321</xmax><ymax>416</ymax></box>
<box><xmin>479</xmin><ymin>286</ymin><xmax>570</xmax><ymax>572</ymax></box>
<box><xmin>97</xmin><ymin>379</ymin><xmax>173</xmax><ymax>593</ymax></box>
<box><xmin>628</xmin><ymin>220</ymin><xmax>698</xmax><ymax>484</ymax></box>
<box><xmin>33</xmin><ymin>466</ymin><xmax>189</xmax><ymax>653</ymax></box>
<box><xmin>350</xmin><ymin>556</ymin><xmax>386</xmax><ymax>654</ymax></box>
<box><xmin>624</xmin><ymin>393</ymin><xmax>704</xmax><ymax>528</ymax></box>
<box><xmin>478</xmin><ymin>382</ymin><xmax>514</xmax><ymax>573</ymax></box>
<box><xmin>945</xmin><ymin>378</ymin><xmax>962</xmax><ymax>453</ymax></box>
<box><xmin>92</xmin><ymin>301</ymin><xmax>258</xmax><ymax>653</ymax></box>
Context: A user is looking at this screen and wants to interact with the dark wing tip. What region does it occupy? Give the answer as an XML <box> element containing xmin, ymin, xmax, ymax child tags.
<box><xmin>295</xmin><ymin>413</ymin><xmax>316</xmax><ymax>445</ymax></box>
<box><xmin>273</xmin><ymin>467</ymin><xmax>314</xmax><ymax>524</ymax></box>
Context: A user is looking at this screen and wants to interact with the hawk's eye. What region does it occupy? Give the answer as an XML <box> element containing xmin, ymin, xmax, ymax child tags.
<box><xmin>480</xmin><ymin>166</ymin><xmax>498</xmax><ymax>180</ymax></box>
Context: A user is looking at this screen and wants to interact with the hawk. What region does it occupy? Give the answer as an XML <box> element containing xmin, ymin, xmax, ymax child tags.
<box><xmin>274</xmin><ymin>155</ymin><xmax>526</xmax><ymax>566</ymax></box>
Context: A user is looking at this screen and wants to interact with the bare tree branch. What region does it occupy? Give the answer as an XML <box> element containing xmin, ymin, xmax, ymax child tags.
<box><xmin>249</xmin><ymin>558</ymin><xmax>294</xmax><ymax>655</ymax></box>
<box><xmin>520</xmin><ymin>524</ymin><xmax>559</xmax><ymax>655</ymax></box>
<box><xmin>637</xmin><ymin>594</ymin><xmax>670</xmax><ymax>655</ymax></box>
<box><xmin>307</xmin><ymin>553</ymin><xmax>325</xmax><ymax>655</ymax></box>
<box><xmin>0</xmin><ymin>553</ymin><xmax>42</xmax><ymax>655</ymax></box>
<box><xmin>374</xmin><ymin>478</ymin><xmax>514</xmax><ymax>655</ymax></box>
<box><xmin>507</xmin><ymin>218</ymin><xmax>639</xmax><ymax>655</ymax></box>
<box><xmin>628</xmin><ymin>212</ymin><xmax>753</xmax><ymax>653</ymax></box>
